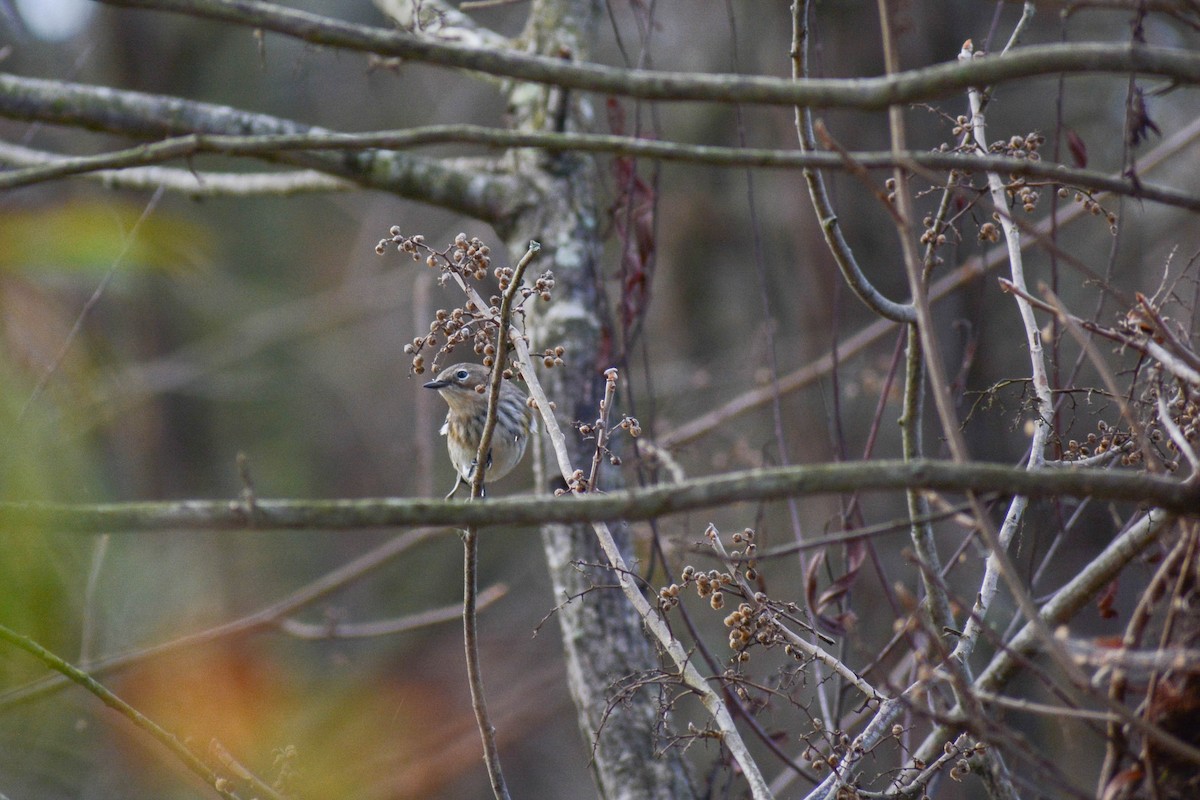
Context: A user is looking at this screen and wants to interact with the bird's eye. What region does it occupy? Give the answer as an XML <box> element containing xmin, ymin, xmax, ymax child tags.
<box><xmin>455</xmin><ymin>369</ymin><xmax>470</xmax><ymax>381</ymax></box>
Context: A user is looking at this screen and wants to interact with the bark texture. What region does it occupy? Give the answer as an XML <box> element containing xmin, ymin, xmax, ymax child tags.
<box><xmin>497</xmin><ymin>1</ymin><xmax>698</xmax><ymax>796</ymax></box>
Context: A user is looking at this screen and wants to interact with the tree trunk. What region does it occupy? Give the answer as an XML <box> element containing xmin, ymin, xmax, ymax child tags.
<box><xmin>498</xmin><ymin>1</ymin><xmax>697</xmax><ymax>796</ymax></box>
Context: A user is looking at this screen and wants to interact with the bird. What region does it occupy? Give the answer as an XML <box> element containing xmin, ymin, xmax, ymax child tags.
<box><xmin>423</xmin><ymin>362</ymin><xmax>536</xmax><ymax>499</ymax></box>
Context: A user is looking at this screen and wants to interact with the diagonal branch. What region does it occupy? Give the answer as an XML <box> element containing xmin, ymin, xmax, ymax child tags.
<box><xmin>0</xmin><ymin>73</ymin><xmax>523</xmax><ymax>223</ymax></box>
<box><xmin>0</xmin><ymin>624</ymin><xmax>250</xmax><ymax>800</ymax></box>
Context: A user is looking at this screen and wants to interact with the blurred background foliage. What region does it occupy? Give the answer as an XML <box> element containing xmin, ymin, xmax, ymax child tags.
<box><xmin>0</xmin><ymin>1</ymin><xmax>1198</xmax><ymax>798</ymax></box>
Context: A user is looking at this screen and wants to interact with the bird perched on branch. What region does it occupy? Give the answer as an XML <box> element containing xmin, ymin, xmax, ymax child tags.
<box><xmin>424</xmin><ymin>362</ymin><xmax>535</xmax><ymax>499</ymax></box>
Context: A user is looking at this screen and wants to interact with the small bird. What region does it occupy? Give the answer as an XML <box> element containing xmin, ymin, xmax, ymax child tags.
<box><xmin>423</xmin><ymin>362</ymin><xmax>536</xmax><ymax>499</ymax></box>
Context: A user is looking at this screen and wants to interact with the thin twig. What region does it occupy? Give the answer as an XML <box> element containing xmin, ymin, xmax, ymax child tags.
<box><xmin>0</xmin><ymin>139</ymin><xmax>353</xmax><ymax>194</ymax></box>
<box><xmin>277</xmin><ymin>584</ymin><xmax>508</xmax><ymax>639</ymax></box>
<box><xmin>791</xmin><ymin>6</ymin><xmax>915</xmax><ymax>324</ymax></box>
<box><xmin>951</xmin><ymin>43</ymin><xmax>1055</xmax><ymax>665</ymax></box>
<box><xmin>19</xmin><ymin>184</ymin><xmax>164</xmax><ymax>421</ymax></box>
<box><xmin>874</xmin><ymin>13</ymin><xmax>1016</xmax><ymax>799</ymax></box>
<box><xmin>659</xmin><ymin>111</ymin><xmax>1200</xmax><ymax>449</ymax></box>
<box><xmin>471</xmin><ymin>241</ymin><xmax>542</xmax><ymax>500</ymax></box>
<box><xmin>0</xmin><ymin>527</ymin><xmax>446</xmax><ymax>709</ymax></box>
<box><xmin>459</xmin><ymin>240</ymin><xmax>539</xmax><ymax>800</ymax></box>
<box><xmin>80</xmin><ymin>533</ymin><xmax>111</xmax><ymax>666</ymax></box>
<box><xmin>585</xmin><ymin>368</ymin><xmax>618</xmax><ymax>492</ymax></box>
<box><xmin>0</xmin><ymin>624</ymin><xmax>246</xmax><ymax>800</ymax></box>
<box><xmin>208</xmin><ymin>740</ymin><xmax>289</xmax><ymax>800</ymax></box>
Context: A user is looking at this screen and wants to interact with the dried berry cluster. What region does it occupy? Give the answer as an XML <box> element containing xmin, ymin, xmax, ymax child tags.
<box><xmin>405</xmin><ymin>306</ymin><xmax>500</xmax><ymax>375</ymax></box>
<box><xmin>877</xmin><ymin>733</ymin><xmax>988</xmax><ymax>789</ymax></box>
<box><xmin>944</xmin><ymin>740</ymin><xmax>990</xmax><ymax>783</ymax></box>
<box><xmin>1061</xmin><ymin>187</ymin><xmax>1119</xmax><ymax>234</ymax></box>
<box><xmin>539</xmin><ymin>346</ymin><xmax>566</xmax><ymax>369</ymax></box>
<box><xmin>555</xmin><ymin>468</ymin><xmax>589</xmax><ymax>495</ymax></box>
<box><xmin>722</xmin><ymin>599</ymin><xmax>788</xmax><ymax>664</ymax></box>
<box><xmin>800</xmin><ymin>734</ymin><xmax>861</xmax><ymax>778</ymax></box>
<box><xmin>927</xmin><ymin>121</ymin><xmax>1119</xmax><ymax>245</ymax></box>
<box><xmin>659</xmin><ymin>529</ymin><xmax>813</xmax><ymax>666</ymax></box>
<box><xmin>989</xmin><ymin>132</ymin><xmax>1045</xmax><ymax>163</ymax></box>
<box><xmin>991</xmin><ymin>133</ymin><xmax>1049</xmax><ymax>215</ymax></box>
<box><xmin>1062</xmin><ymin>419</ymin><xmax>1137</xmax><ymax>464</ymax></box>
<box><xmin>375</xmin><ymin>230</ymin><xmax>494</xmax><ymax>278</ymax></box>
<box><xmin>657</xmin><ymin>563</ymin><xmax>734</xmax><ymax>613</ymax></box>
<box><xmin>1113</xmin><ymin>294</ymin><xmax>1200</xmax><ymax>472</ymax></box>
<box><xmin>576</xmin><ymin>415</ymin><xmax>641</xmax><ymax>440</ymax></box>
<box><xmin>1049</xmin><ymin>292</ymin><xmax>1200</xmax><ymax>472</ymax></box>
<box><xmin>376</xmin><ymin>229</ymin><xmax>557</xmax><ymax>374</ymax></box>
<box><xmin>1145</xmin><ymin>387</ymin><xmax>1199</xmax><ymax>473</ymax></box>
<box><xmin>727</xmin><ymin>527</ymin><xmax>759</xmax><ymax>580</ymax></box>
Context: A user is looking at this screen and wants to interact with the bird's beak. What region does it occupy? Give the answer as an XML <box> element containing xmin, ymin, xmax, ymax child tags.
<box><xmin>423</xmin><ymin>378</ymin><xmax>448</xmax><ymax>389</ymax></box>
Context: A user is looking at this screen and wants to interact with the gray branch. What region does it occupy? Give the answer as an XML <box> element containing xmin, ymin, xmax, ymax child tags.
<box><xmin>0</xmin><ymin>123</ymin><xmax>1195</xmax><ymax>210</ymax></box>
<box><xmin>3</xmin><ymin>459</ymin><xmax>1195</xmax><ymax>533</ymax></box>
<box><xmin>0</xmin><ymin>72</ymin><xmax>523</xmax><ymax>222</ymax></box>
<box><xmin>99</xmin><ymin>0</ymin><xmax>1200</xmax><ymax>108</ymax></box>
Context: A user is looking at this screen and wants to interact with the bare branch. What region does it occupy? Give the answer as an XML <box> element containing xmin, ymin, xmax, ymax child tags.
<box><xmin>3</xmin><ymin>459</ymin><xmax>1197</xmax><ymax>532</ymax></box>
<box><xmin>0</xmin><ymin>139</ymin><xmax>354</xmax><ymax>195</ymax></box>
<box><xmin>0</xmin><ymin>624</ymin><xmax>248</xmax><ymax>800</ymax></box>
<box><xmin>95</xmin><ymin>0</ymin><xmax>1200</xmax><ymax>108</ymax></box>
<box><xmin>4</xmin><ymin>118</ymin><xmax>1192</xmax><ymax>208</ymax></box>
<box><xmin>277</xmin><ymin>583</ymin><xmax>507</xmax><ymax>639</ymax></box>
<box><xmin>0</xmin><ymin>73</ymin><xmax>523</xmax><ymax>222</ymax></box>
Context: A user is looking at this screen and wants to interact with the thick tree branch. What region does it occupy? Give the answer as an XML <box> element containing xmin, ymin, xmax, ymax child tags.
<box><xmin>2</xmin><ymin>459</ymin><xmax>1195</xmax><ymax>532</ymax></box>
<box><xmin>99</xmin><ymin>0</ymin><xmax>1200</xmax><ymax>107</ymax></box>
<box><xmin>0</xmin><ymin>73</ymin><xmax>523</xmax><ymax>222</ymax></box>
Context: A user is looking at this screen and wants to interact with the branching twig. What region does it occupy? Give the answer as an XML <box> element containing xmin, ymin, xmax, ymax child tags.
<box><xmin>659</xmin><ymin>112</ymin><xmax>1200</xmax><ymax>449</ymax></box>
<box><xmin>910</xmin><ymin>510</ymin><xmax>1184</xmax><ymax>765</ymax></box>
